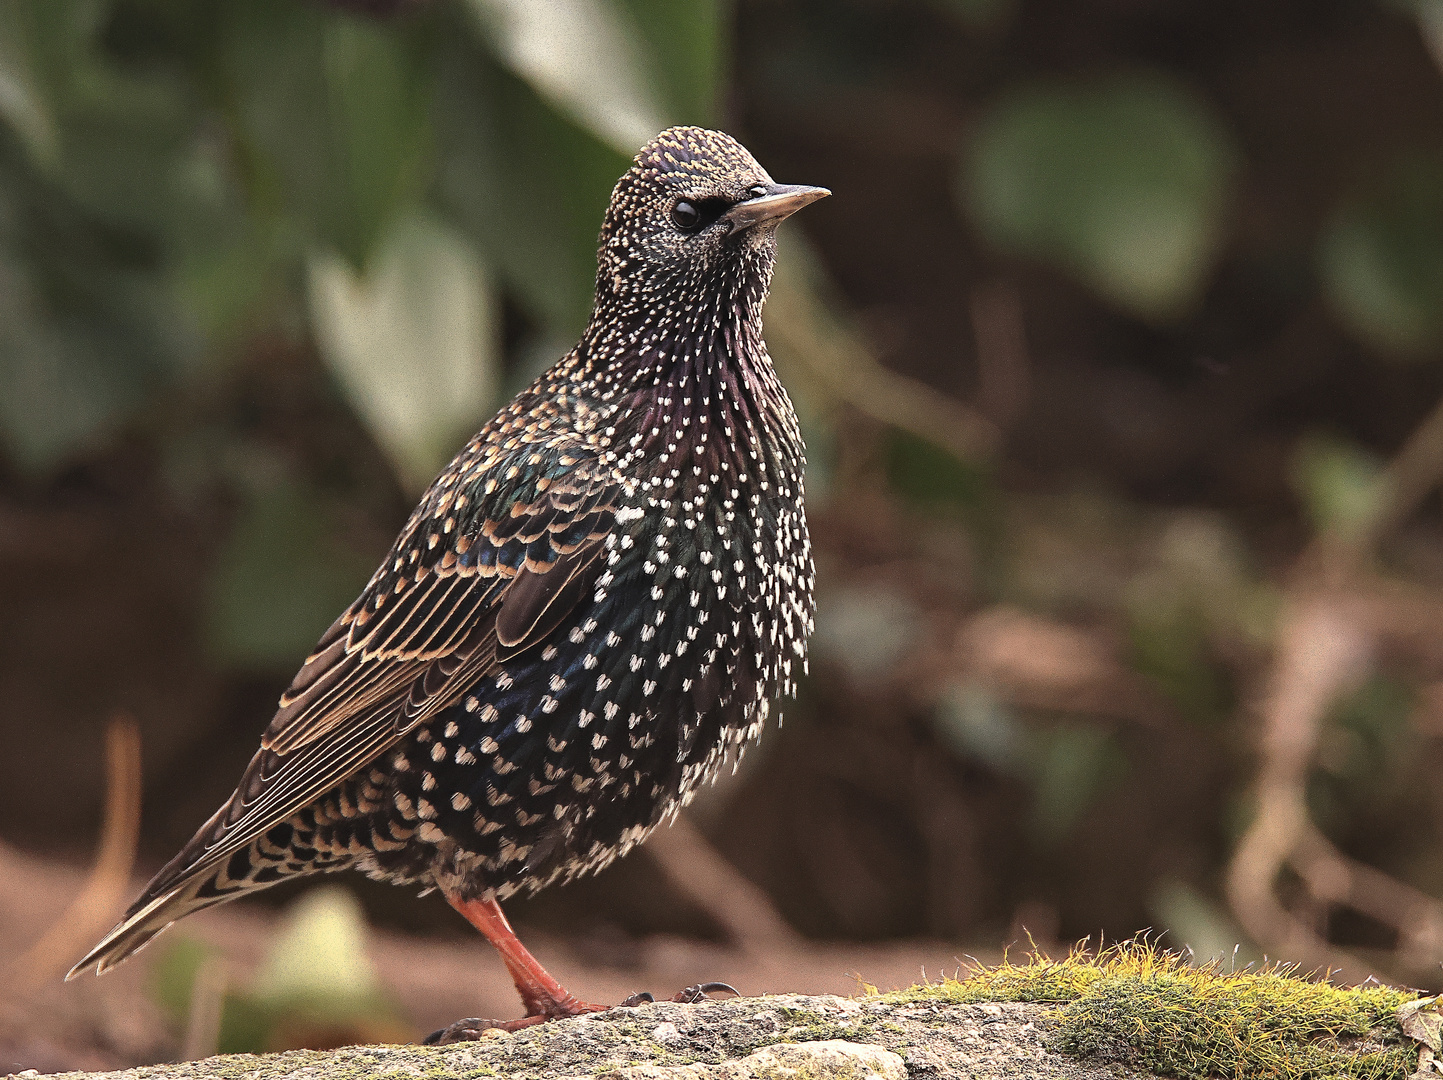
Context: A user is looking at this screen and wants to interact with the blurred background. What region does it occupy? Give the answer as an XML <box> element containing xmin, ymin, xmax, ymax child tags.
<box><xmin>7</xmin><ymin>0</ymin><xmax>1443</xmax><ymax>1070</ymax></box>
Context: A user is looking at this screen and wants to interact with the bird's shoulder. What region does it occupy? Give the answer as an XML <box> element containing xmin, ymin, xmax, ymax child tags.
<box><xmin>260</xmin><ymin>400</ymin><xmax>629</xmax><ymax>752</ymax></box>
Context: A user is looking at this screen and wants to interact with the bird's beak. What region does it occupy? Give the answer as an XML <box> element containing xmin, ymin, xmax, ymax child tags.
<box><xmin>723</xmin><ymin>183</ymin><xmax>830</xmax><ymax>233</ymax></box>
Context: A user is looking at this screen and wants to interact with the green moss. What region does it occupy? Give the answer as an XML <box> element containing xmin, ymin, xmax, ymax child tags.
<box><xmin>774</xmin><ymin>1004</ymin><xmax>862</xmax><ymax>1043</ymax></box>
<box><xmin>754</xmin><ymin>1059</ymin><xmax>868</xmax><ymax>1080</ymax></box>
<box><xmin>875</xmin><ymin>941</ymin><xmax>1418</xmax><ymax>1079</ymax></box>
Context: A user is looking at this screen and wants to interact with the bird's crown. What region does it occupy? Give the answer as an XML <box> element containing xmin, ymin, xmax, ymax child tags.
<box><xmin>634</xmin><ymin>126</ymin><xmax>770</xmax><ymax>192</ymax></box>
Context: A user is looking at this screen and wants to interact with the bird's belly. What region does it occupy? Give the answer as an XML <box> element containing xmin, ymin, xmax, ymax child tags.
<box><xmin>351</xmin><ymin>538</ymin><xmax>790</xmax><ymax>898</ymax></box>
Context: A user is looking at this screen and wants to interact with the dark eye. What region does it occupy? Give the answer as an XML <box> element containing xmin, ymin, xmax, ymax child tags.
<box><xmin>670</xmin><ymin>196</ymin><xmax>732</xmax><ymax>233</ymax></box>
<box><xmin>671</xmin><ymin>200</ymin><xmax>701</xmax><ymax>231</ymax></box>
<box><xmin>747</xmin><ymin>184</ymin><xmax>768</xmax><ymax>199</ymax></box>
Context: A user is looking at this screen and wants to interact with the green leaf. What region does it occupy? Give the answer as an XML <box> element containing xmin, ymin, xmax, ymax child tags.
<box><xmin>216</xmin><ymin>0</ymin><xmax>330</xmax><ymax>218</ymax></box>
<box><xmin>1289</xmin><ymin>433</ymin><xmax>1384</xmax><ymax>540</ymax></box>
<box><xmin>1</xmin><ymin>0</ymin><xmax>202</xmax><ymax>236</ymax></box>
<box><xmin>169</xmin><ymin>194</ymin><xmax>295</xmax><ymax>349</ymax></box>
<box><xmin>1028</xmin><ymin>724</ymin><xmax>1124</xmax><ymax>843</ymax></box>
<box><xmin>206</xmin><ymin>478</ymin><xmax>374</xmax><ymax>668</ymax></box>
<box><xmin>464</xmin><ymin>0</ymin><xmax>668</xmax><ymax>153</ymax></box>
<box><xmin>252</xmin><ymin>887</ymin><xmax>384</xmax><ymax>1018</ymax></box>
<box><xmin>1126</xmin><ymin>601</ymin><xmax>1229</xmax><ymax>727</ymax></box>
<box><xmin>1149</xmin><ymin>880</ymin><xmax>1254</xmax><ymax>966</ymax></box>
<box><xmin>308</xmin><ymin>211</ymin><xmax>500</xmax><ymax>493</ymax></box>
<box><xmin>1319</xmin><ymin>155</ymin><xmax>1443</xmax><ymax>357</ymax></box>
<box><xmin>0</xmin><ymin>255</ymin><xmax>153</xmax><ymax>468</ymax></box>
<box><xmin>618</xmin><ymin>0</ymin><xmax>726</xmax><ymax>124</ymax></box>
<box><xmin>435</xmin><ymin>34</ymin><xmax>628</xmax><ymax>337</ymax></box>
<box><xmin>0</xmin><ymin>3</ymin><xmax>270</xmax><ymax>352</ymax></box>
<box><xmin>219</xmin><ymin>1</ymin><xmax>433</xmax><ymax>269</ymax></box>
<box><xmin>1321</xmin><ymin>674</ymin><xmax>1414</xmax><ymax>781</ymax></box>
<box><xmin>885</xmin><ymin>429</ymin><xmax>992</xmax><ymax>514</ymax></box>
<box><xmin>934</xmin><ymin>683</ymin><xmax>1026</xmax><ymax>773</ymax></box>
<box><xmin>962</xmin><ymin>72</ymin><xmax>1239</xmax><ymax>320</ymax></box>
<box><xmin>319</xmin><ymin>15</ymin><xmax>434</xmax><ymax>268</ymax></box>
<box><xmin>149</xmin><ymin>936</ymin><xmax>217</xmax><ymax>1021</ymax></box>
<box><xmin>0</xmin><ymin>2</ymin><xmax>59</xmax><ymax>166</ymax></box>
<box><xmin>936</xmin><ymin>685</ymin><xmax>1125</xmax><ymax>842</ymax></box>
<box><xmin>0</xmin><ymin>151</ymin><xmax>194</xmax><ymax>471</ymax></box>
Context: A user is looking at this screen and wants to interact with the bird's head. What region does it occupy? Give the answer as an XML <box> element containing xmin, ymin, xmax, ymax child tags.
<box><xmin>592</xmin><ymin>126</ymin><xmax>828</xmax><ymax>329</ymax></box>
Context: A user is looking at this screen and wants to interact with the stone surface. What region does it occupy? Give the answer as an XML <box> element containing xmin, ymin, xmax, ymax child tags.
<box><xmin>596</xmin><ymin>1039</ymin><xmax>906</xmax><ymax>1080</ymax></box>
<box><xmin>12</xmin><ymin>993</ymin><xmax>1147</xmax><ymax>1080</ymax></box>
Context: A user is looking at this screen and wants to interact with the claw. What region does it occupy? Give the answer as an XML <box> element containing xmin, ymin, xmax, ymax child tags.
<box><xmin>697</xmin><ymin>981</ymin><xmax>740</xmax><ymax>997</ymax></box>
<box><xmin>425</xmin><ymin>1017</ymin><xmax>537</xmax><ymax>1044</ymax></box>
<box><xmin>425</xmin><ymin>983</ymin><xmax>735</xmax><ymax>1043</ymax></box>
<box><xmin>424</xmin><ymin>1020</ymin><xmax>472</xmax><ymax>1045</ymax></box>
<box><xmin>671</xmin><ymin>981</ymin><xmax>740</xmax><ymax>1004</ymax></box>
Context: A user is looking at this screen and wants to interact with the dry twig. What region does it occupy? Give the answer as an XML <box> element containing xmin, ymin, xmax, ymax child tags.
<box><xmin>971</xmin><ymin>283</ymin><xmax>1030</xmax><ymax>430</ymax></box>
<box><xmin>179</xmin><ymin>956</ymin><xmax>228</xmax><ymax>1062</ymax></box>
<box><xmin>13</xmin><ymin>714</ymin><xmax>142</xmax><ymax>985</ymax></box>
<box><xmin>767</xmin><ymin>246</ymin><xmax>1002</xmax><ymax>464</ymax></box>
<box><xmin>645</xmin><ymin>815</ymin><xmax>801</xmax><ymax>955</ymax></box>
<box><xmin>1227</xmin><ymin>389</ymin><xmax>1443</xmax><ymax>981</ymax></box>
<box><xmin>1224</xmin><ymin>599</ymin><xmax>1375</xmax><ymax>981</ymax></box>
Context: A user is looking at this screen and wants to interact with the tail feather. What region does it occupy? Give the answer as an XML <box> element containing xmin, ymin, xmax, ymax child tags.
<box><xmin>71</xmin><ymin>781</ymin><xmax>363</xmax><ymax>979</ymax></box>
<box><xmin>66</xmin><ymin>873</ymin><xmax>241</xmax><ymax>979</ymax></box>
<box><xmin>66</xmin><ymin>820</ymin><xmax>303</xmax><ymax>979</ymax></box>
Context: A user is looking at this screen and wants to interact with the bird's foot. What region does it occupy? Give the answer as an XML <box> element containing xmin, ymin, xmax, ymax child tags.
<box><xmin>617</xmin><ymin>981</ymin><xmax>741</xmax><ymax>1007</ymax></box>
<box><xmin>673</xmin><ymin>980</ymin><xmax>741</xmax><ymax>1004</ymax></box>
<box><xmin>426</xmin><ymin>983</ymin><xmax>741</xmax><ymax>1042</ymax></box>
<box><xmin>424</xmin><ymin>1016</ymin><xmax>530</xmax><ymax>1043</ymax></box>
<box><xmin>424</xmin><ymin>996</ymin><xmax>610</xmax><ymax>1044</ymax></box>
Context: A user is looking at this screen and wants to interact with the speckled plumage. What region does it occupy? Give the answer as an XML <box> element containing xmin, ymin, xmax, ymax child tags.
<box><xmin>71</xmin><ymin>127</ymin><xmax>825</xmax><ymax>983</ymax></box>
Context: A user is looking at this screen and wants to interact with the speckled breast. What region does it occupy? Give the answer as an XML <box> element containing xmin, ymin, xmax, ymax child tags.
<box><xmin>355</xmin><ymin>428</ymin><xmax>813</xmax><ymax>900</ymax></box>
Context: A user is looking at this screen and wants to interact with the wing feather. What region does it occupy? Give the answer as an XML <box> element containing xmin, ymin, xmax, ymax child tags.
<box><xmin>68</xmin><ymin>446</ymin><xmax>631</xmax><ymax>982</ymax></box>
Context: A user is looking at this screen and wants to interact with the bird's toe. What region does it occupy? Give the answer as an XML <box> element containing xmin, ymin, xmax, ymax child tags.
<box><xmin>424</xmin><ymin>1015</ymin><xmax>548</xmax><ymax>1043</ymax></box>
<box><xmin>671</xmin><ymin>981</ymin><xmax>740</xmax><ymax>1004</ymax></box>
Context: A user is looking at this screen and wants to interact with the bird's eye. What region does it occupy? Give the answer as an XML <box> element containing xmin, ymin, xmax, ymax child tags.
<box><xmin>669</xmin><ymin>196</ymin><xmax>732</xmax><ymax>233</ymax></box>
<box><xmin>747</xmin><ymin>184</ymin><xmax>768</xmax><ymax>199</ymax></box>
<box><xmin>671</xmin><ymin>200</ymin><xmax>701</xmax><ymax>231</ymax></box>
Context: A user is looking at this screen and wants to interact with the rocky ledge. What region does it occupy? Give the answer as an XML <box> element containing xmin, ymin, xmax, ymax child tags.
<box><xmin>14</xmin><ymin>993</ymin><xmax>1139</xmax><ymax>1080</ymax></box>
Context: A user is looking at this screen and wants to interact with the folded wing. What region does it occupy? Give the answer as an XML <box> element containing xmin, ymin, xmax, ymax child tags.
<box><xmin>68</xmin><ymin>447</ymin><xmax>623</xmax><ymax>977</ymax></box>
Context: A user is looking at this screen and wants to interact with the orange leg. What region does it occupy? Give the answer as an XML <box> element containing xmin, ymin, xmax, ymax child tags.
<box><xmin>424</xmin><ymin>888</ymin><xmax>741</xmax><ymax>1044</ymax></box>
<box><xmin>443</xmin><ymin>891</ymin><xmax>608</xmax><ymax>1027</ymax></box>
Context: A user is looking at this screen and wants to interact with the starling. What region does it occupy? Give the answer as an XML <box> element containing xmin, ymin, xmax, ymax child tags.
<box><xmin>69</xmin><ymin>126</ymin><xmax>827</xmax><ymax>1038</ymax></box>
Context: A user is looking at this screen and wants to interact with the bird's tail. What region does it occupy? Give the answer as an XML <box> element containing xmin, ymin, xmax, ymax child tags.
<box><xmin>66</xmin><ymin>875</ymin><xmax>228</xmax><ymax>978</ymax></box>
<box><xmin>65</xmin><ymin>826</ymin><xmax>300</xmax><ymax>979</ymax></box>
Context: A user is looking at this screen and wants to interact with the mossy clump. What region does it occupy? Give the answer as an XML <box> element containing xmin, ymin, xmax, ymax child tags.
<box><xmin>874</xmin><ymin>941</ymin><xmax>1420</xmax><ymax>1079</ymax></box>
<box><xmin>774</xmin><ymin>1004</ymin><xmax>867</xmax><ymax>1044</ymax></box>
